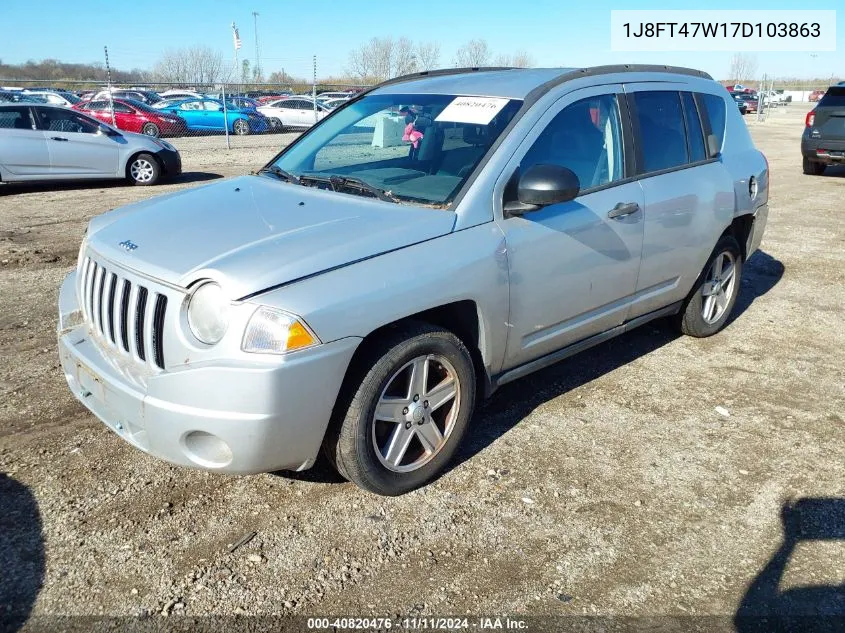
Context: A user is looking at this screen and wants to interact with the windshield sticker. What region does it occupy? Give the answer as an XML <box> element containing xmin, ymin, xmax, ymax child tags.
<box><xmin>435</xmin><ymin>96</ymin><xmax>510</xmax><ymax>125</ymax></box>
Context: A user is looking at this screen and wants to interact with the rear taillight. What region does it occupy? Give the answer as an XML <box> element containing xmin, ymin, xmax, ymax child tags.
<box><xmin>806</xmin><ymin>111</ymin><xmax>816</xmax><ymax>127</ymax></box>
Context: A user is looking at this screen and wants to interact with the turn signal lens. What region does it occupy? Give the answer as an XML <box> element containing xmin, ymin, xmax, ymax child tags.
<box><xmin>242</xmin><ymin>307</ymin><xmax>319</xmax><ymax>355</ymax></box>
<box><xmin>806</xmin><ymin>111</ymin><xmax>816</xmax><ymax>127</ymax></box>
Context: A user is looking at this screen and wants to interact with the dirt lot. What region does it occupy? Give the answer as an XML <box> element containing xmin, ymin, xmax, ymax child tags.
<box><xmin>1</xmin><ymin>104</ymin><xmax>843</xmax><ymax>631</ymax></box>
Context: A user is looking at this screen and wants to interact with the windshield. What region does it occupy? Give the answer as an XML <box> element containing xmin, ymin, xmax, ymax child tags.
<box><xmin>268</xmin><ymin>93</ymin><xmax>522</xmax><ymax>207</ymax></box>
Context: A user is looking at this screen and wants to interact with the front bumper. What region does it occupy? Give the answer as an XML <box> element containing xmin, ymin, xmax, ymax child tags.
<box><xmin>155</xmin><ymin>148</ymin><xmax>182</xmax><ymax>175</ymax></box>
<box><xmin>57</xmin><ymin>270</ymin><xmax>360</xmax><ymax>474</ymax></box>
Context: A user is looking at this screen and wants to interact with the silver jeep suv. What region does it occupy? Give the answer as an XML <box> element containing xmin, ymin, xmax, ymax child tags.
<box><xmin>58</xmin><ymin>65</ymin><xmax>769</xmax><ymax>495</ymax></box>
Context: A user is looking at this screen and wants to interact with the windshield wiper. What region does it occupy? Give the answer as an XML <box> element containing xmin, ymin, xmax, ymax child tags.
<box><xmin>256</xmin><ymin>165</ymin><xmax>300</xmax><ymax>184</ymax></box>
<box><xmin>299</xmin><ymin>173</ymin><xmax>400</xmax><ymax>203</ymax></box>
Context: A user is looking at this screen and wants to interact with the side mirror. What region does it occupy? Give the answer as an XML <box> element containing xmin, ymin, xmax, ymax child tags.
<box><xmin>505</xmin><ymin>164</ymin><xmax>580</xmax><ymax>216</ymax></box>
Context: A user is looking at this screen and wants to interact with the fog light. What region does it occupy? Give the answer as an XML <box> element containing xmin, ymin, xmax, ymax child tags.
<box><xmin>182</xmin><ymin>431</ymin><xmax>233</xmax><ymax>468</ymax></box>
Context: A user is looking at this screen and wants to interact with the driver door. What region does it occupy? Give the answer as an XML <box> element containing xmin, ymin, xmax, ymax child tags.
<box><xmin>495</xmin><ymin>85</ymin><xmax>646</xmax><ymax>370</ymax></box>
<box><xmin>34</xmin><ymin>108</ymin><xmax>120</xmax><ymax>176</ymax></box>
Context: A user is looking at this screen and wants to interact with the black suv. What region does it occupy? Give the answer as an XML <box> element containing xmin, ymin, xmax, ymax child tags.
<box><xmin>802</xmin><ymin>86</ymin><xmax>845</xmax><ymax>175</ymax></box>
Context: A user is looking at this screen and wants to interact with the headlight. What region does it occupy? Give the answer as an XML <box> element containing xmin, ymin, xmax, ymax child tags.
<box><xmin>242</xmin><ymin>307</ymin><xmax>319</xmax><ymax>355</ymax></box>
<box><xmin>186</xmin><ymin>282</ymin><xmax>230</xmax><ymax>345</ymax></box>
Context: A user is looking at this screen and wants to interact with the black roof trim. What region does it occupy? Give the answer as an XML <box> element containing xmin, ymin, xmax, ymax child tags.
<box><xmin>524</xmin><ymin>64</ymin><xmax>712</xmax><ymax>107</ymax></box>
<box><xmin>371</xmin><ymin>66</ymin><xmax>517</xmax><ymax>90</ymax></box>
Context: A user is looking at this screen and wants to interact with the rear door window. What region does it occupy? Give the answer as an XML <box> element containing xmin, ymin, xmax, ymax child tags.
<box><xmin>681</xmin><ymin>92</ymin><xmax>707</xmax><ymax>162</ymax></box>
<box><xmin>631</xmin><ymin>91</ymin><xmax>689</xmax><ymax>173</ymax></box>
<box><xmin>699</xmin><ymin>93</ymin><xmax>727</xmax><ymax>153</ymax></box>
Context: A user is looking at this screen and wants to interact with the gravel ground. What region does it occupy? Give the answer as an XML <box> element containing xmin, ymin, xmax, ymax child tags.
<box><xmin>1</xmin><ymin>104</ymin><xmax>843</xmax><ymax>631</ymax></box>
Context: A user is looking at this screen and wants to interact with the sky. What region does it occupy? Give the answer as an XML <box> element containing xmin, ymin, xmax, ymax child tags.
<box><xmin>1</xmin><ymin>0</ymin><xmax>842</xmax><ymax>81</ymax></box>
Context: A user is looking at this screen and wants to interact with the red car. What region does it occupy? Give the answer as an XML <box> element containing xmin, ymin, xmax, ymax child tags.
<box><xmin>809</xmin><ymin>90</ymin><xmax>825</xmax><ymax>102</ymax></box>
<box><xmin>73</xmin><ymin>98</ymin><xmax>187</xmax><ymax>137</ymax></box>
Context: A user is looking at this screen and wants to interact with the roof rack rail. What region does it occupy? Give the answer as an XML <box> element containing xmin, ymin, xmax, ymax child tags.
<box><xmin>373</xmin><ymin>66</ymin><xmax>516</xmax><ymax>89</ymax></box>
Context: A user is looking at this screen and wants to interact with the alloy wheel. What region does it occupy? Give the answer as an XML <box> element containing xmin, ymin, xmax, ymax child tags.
<box><xmin>700</xmin><ymin>251</ymin><xmax>737</xmax><ymax>324</ymax></box>
<box><xmin>129</xmin><ymin>159</ymin><xmax>155</xmax><ymax>183</ymax></box>
<box><xmin>371</xmin><ymin>354</ymin><xmax>460</xmax><ymax>473</ymax></box>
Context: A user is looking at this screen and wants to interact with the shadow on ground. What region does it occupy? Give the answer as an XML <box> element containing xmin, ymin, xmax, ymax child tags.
<box><xmin>735</xmin><ymin>498</ymin><xmax>845</xmax><ymax>633</ymax></box>
<box><xmin>0</xmin><ymin>473</ymin><xmax>44</xmax><ymax>632</ymax></box>
<box><xmin>0</xmin><ymin>171</ymin><xmax>222</xmax><ymax>195</ymax></box>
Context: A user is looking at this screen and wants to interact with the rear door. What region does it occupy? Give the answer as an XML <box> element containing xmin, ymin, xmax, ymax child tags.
<box><xmin>623</xmin><ymin>85</ymin><xmax>733</xmax><ymax>319</ymax></box>
<box><xmin>0</xmin><ymin>106</ymin><xmax>50</xmax><ymax>176</ymax></box>
<box><xmin>814</xmin><ymin>87</ymin><xmax>845</xmax><ymax>143</ymax></box>
<box><xmin>33</xmin><ymin>107</ymin><xmax>120</xmax><ymax>176</ymax></box>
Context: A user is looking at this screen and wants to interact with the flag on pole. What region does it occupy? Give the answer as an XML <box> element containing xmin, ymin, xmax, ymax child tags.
<box><xmin>232</xmin><ymin>22</ymin><xmax>242</xmax><ymax>50</ymax></box>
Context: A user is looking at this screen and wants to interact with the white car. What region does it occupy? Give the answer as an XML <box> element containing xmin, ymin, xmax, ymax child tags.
<box><xmin>21</xmin><ymin>90</ymin><xmax>80</xmax><ymax>108</ymax></box>
<box><xmin>158</xmin><ymin>89</ymin><xmax>203</xmax><ymax>100</ymax></box>
<box><xmin>257</xmin><ymin>97</ymin><xmax>331</xmax><ymax>130</ymax></box>
<box><xmin>0</xmin><ymin>104</ymin><xmax>182</xmax><ymax>186</ymax></box>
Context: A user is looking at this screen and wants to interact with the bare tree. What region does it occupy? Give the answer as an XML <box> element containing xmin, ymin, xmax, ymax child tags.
<box><xmin>347</xmin><ymin>37</ymin><xmax>420</xmax><ymax>81</ymax></box>
<box><xmin>494</xmin><ymin>50</ymin><xmax>535</xmax><ymax>68</ymax></box>
<box><xmin>729</xmin><ymin>53</ymin><xmax>758</xmax><ymax>84</ymax></box>
<box><xmin>416</xmin><ymin>41</ymin><xmax>441</xmax><ymax>70</ymax></box>
<box><xmin>453</xmin><ymin>39</ymin><xmax>491</xmax><ymax>67</ymax></box>
<box><xmin>153</xmin><ymin>47</ymin><xmax>224</xmax><ymax>86</ymax></box>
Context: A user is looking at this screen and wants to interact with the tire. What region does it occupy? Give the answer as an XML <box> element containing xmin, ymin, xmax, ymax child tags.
<box><xmin>233</xmin><ymin>119</ymin><xmax>250</xmax><ymax>136</ymax></box>
<box><xmin>269</xmin><ymin>117</ymin><xmax>283</xmax><ymax>133</ymax></box>
<box><xmin>126</xmin><ymin>153</ymin><xmax>161</xmax><ymax>186</ymax></box>
<box><xmin>141</xmin><ymin>123</ymin><xmax>160</xmax><ymax>137</ymax></box>
<box><xmin>803</xmin><ymin>157</ymin><xmax>826</xmax><ymax>176</ymax></box>
<box><xmin>324</xmin><ymin>322</ymin><xmax>476</xmax><ymax>496</ymax></box>
<box><xmin>677</xmin><ymin>235</ymin><xmax>743</xmax><ymax>338</ymax></box>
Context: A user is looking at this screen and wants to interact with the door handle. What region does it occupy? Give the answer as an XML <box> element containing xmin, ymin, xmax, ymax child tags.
<box><xmin>50</xmin><ymin>136</ymin><xmax>69</xmax><ymax>142</ymax></box>
<box><xmin>607</xmin><ymin>202</ymin><xmax>640</xmax><ymax>219</ymax></box>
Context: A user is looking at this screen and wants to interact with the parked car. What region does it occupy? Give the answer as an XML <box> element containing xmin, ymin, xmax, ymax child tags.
<box><xmin>22</xmin><ymin>90</ymin><xmax>81</xmax><ymax>107</ymax></box>
<box><xmin>0</xmin><ymin>103</ymin><xmax>181</xmax><ymax>186</ymax></box>
<box><xmin>322</xmin><ymin>98</ymin><xmax>351</xmax><ymax>110</ymax></box>
<box><xmin>257</xmin><ymin>97</ymin><xmax>330</xmax><ymax>130</ymax></box>
<box><xmin>158</xmin><ymin>89</ymin><xmax>203</xmax><ymax>100</ymax></box>
<box><xmin>801</xmin><ymin>85</ymin><xmax>845</xmax><ymax>175</ymax></box>
<box><xmin>157</xmin><ymin>98</ymin><xmax>269</xmax><ymax>135</ymax></box>
<box><xmin>74</xmin><ymin>98</ymin><xmax>187</xmax><ymax>137</ymax></box>
<box><xmin>56</xmin><ymin>65</ymin><xmax>768</xmax><ymax>495</ymax></box>
<box><xmin>728</xmin><ymin>92</ymin><xmax>748</xmax><ymax>115</ymax></box>
<box><xmin>318</xmin><ymin>91</ymin><xmax>354</xmax><ymax>101</ymax></box>
<box><xmin>91</xmin><ymin>89</ymin><xmax>162</xmax><ymax>106</ymax></box>
<box><xmin>256</xmin><ymin>93</ymin><xmax>291</xmax><ymax>104</ymax></box>
<box><xmin>732</xmin><ymin>93</ymin><xmax>758</xmax><ymax>113</ymax></box>
<box><xmin>809</xmin><ymin>90</ymin><xmax>826</xmax><ymax>102</ymax></box>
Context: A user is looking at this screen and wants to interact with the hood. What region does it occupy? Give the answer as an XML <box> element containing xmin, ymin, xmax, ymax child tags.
<box><xmin>87</xmin><ymin>175</ymin><xmax>456</xmax><ymax>299</ymax></box>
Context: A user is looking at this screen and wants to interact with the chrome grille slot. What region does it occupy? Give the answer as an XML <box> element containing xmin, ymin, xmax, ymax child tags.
<box><xmin>119</xmin><ymin>279</ymin><xmax>131</xmax><ymax>353</ymax></box>
<box><xmin>135</xmin><ymin>286</ymin><xmax>148</xmax><ymax>362</ymax></box>
<box><xmin>152</xmin><ymin>295</ymin><xmax>167</xmax><ymax>370</ymax></box>
<box><xmin>78</xmin><ymin>253</ymin><xmax>170</xmax><ymax>371</ymax></box>
<box><xmin>106</xmin><ymin>273</ymin><xmax>117</xmax><ymax>345</ymax></box>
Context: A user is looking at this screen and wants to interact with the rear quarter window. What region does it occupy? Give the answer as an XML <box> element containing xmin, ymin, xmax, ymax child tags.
<box><xmin>700</xmin><ymin>93</ymin><xmax>727</xmax><ymax>152</ymax></box>
<box><xmin>818</xmin><ymin>87</ymin><xmax>845</xmax><ymax>107</ymax></box>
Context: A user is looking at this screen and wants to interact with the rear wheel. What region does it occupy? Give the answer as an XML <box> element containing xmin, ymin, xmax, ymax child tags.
<box><xmin>233</xmin><ymin>119</ymin><xmax>250</xmax><ymax>136</ymax></box>
<box><xmin>803</xmin><ymin>157</ymin><xmax>826</xmax><ymax>175</ymax></box>
<box><xmin>268</xmin><ymin>117</ymin><xmax>283</xmax><ymax>133</ymax></box>
<box><xmin>676</xmin><ymin>235</ymin><xmax>743</xmax><ymax>338</ymax></box>
<box><xmin>324</xmin><ymin>322</ymin><xmax>476</xmax><ymax>496</ymax></box>
<box><xmin>127</xmin><ymin>153</ymin><xmax>161</xmax><ymax>186</ymax></box>
<box><xmin>141</xmin><ymin>123</ymin><xmax>160</xmax><ymax>137</ymax></box>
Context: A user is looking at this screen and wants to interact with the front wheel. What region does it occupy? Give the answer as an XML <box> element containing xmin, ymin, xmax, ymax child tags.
<box><xmin>676</xmin><ymin>235</ymin><xmax>743</xmax><ymax>337</ymax></box>
<box><xmin>127</xmin><ymin>153</ymin><xmax>161</xmax><ymax>186</ymax></box>
<box><xmin>233</xmin><ymin>119</ymin><xmax>250</xmax><ymax>136</ymax></box>
<box><xmin>324</xmin><ymin>322</ymin><xmax>476</xmax><ymax>496</ymax></box>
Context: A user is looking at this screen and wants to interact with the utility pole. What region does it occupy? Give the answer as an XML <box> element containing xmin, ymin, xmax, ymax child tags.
<box><xmin>252</xmin><ymin>11</ymin><xmax>260</xmax><ymax>80</ymax></box>
<box><xmin>103</xmin><ymin>46</ymin><xmax>116</xmax><ymax>127</ymax></box>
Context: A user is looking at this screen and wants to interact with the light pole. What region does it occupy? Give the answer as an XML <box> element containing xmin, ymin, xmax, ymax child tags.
<box><xmin>252</xmin><ymin>11</ymin><xmax>260</xmax><ymax>81</ymax></box>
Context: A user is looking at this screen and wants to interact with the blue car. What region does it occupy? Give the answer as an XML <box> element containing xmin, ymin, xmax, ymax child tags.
<box><xmin>158</xmin><ymin>98</ymin><xmax>269</xmax><ymax>135</ymax></box>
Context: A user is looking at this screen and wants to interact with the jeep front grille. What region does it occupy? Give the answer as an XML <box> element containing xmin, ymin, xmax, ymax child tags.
<box><xmin>79</xmin><ymin>256</ymin><xmax>168</xmax><ymax>370</ymax></box>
